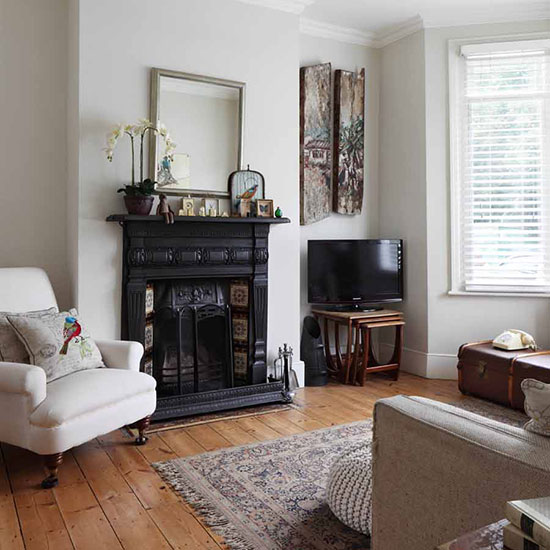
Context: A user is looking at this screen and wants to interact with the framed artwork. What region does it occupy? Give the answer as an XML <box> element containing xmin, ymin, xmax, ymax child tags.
<box><xmin>203</xmin><ymin>198</ymin><xmax>219</xmax><ymax>217</ymax></box>
<box><xmin>333</xmin><ymin>69</ymin><xmax>365</xmax><ymax>215</ymax></box>
<box><xmin>228</xmin><ymin>166</ymin><xmax>265</xmax><ymax>215</ymax></box>
<box><xmin>181</xmin><ymin>198</ymin><xmax>194</xmax><ymax>216</ymax></box>
<box><xmin>238</xmin><ymin>198</ymin><xmax>252</xmax><ymax>218</ymax></box>
<box><xmin>256</xmin><ymin>199</ymin><xmax>274</xmax><ymax>218</ymax></box>
<box><xmin>300</xmin><ymin>63</ymin><xmax>332</xmax><ymax>226</ymax></box>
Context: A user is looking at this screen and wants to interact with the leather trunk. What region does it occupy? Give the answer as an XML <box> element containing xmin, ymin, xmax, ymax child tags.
<box><xmin>457</xmin><ymin>342</ymin><xmax>550</xmax><ymax>410</ymax></box>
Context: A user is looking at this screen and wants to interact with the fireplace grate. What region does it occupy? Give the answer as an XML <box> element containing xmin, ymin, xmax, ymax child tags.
<box><xmin>148</xmin><ymin>280</ymin><xmax>242</xmax><ymax>398</ymax></box>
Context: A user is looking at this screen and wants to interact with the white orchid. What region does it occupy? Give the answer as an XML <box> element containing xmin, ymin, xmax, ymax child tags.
<box><xmin>132</xmin><ymin>118</ymin><xmax>154</xmax><ymax>136</ymax></box>
<box><xmin>104</xmin><ymin>118</ymin><xmax>176</xmax><ymax>186</ymax></box>
<box><xmin>104</xmin><ymin>123</ymin><xmax>126</xmax><ymax>162</ymax></box>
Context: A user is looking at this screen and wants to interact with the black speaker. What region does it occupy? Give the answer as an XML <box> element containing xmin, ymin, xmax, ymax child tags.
<box><xmin>301</xmin><ymin>316</ymin><xmax>328</xmax><ymax>386</ymax></box>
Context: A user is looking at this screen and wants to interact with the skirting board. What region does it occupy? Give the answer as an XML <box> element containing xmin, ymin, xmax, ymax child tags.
<box><xmin>380</xmin><ymin>343</ymin><xmax>457</xmax><ymax>380</ymax></box>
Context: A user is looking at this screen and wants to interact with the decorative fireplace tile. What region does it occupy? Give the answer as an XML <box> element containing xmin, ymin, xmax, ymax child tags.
<box><xmin>145</xmin><ymin>284</ymin><xmax>154</xmax><ymax>317</ymax></box>
<box><xmin>234</xmin><ymin>348</ymin><xmax>248</xmax><ymax>379</ymax></box>
<box><xmin>143</xmin><ymin>356</ymin><xmax>153</xmax><ymax>376</ymax></box>
<box><xmin>230</xmin><ymin>280</ymin><xmax>249</xmax><ymax>309</ymax></box>
<box><xmin>232</xmin><ymin>314</ymin><xmax>248</xmax><ymax>343</ymax></box>
<box><xmin>145</xmin><ymin>321</ymin><xmax>153</xmax><ymax>353</ymax></box>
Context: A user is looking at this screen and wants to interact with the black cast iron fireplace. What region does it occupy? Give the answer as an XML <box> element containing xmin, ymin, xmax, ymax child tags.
<box><xmin>107</xmin><ymin>214</ymin><xmax>292</xmax><ymax>420</ymax></box>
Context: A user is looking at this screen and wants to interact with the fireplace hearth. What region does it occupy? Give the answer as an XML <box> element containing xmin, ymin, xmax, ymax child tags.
<box><xmin>107</xmin><ymin>214</ymin><xmax>292</xmax><ymax>420</ymax></box>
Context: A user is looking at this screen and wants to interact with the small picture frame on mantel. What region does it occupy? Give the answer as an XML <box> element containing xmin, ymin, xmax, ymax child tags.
<box><xmin>204</xmin><ymin>198</ymin><xmax>219</xmax><ymax>217</ymax></box>
<box><xmin>181</xmin><ymin>198</ymin><xmax>194</xmax><ymax>216</ymax></box>
<box><xmin>256</xmin><ymin>199</ymin><xmax>274</xmax><ymax>218</ymax></box>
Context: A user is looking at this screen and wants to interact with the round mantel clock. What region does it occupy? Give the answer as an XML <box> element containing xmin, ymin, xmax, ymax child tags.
<box><xmin>228</xmin><ymin>165</ymin><xmax>265</xmax><ymax>216</ymax></box>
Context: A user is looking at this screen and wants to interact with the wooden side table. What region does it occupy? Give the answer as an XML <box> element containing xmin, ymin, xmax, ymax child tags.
<box><xmin>354</xmin><ymin>317</ymin><xmax>404</xmax><ymax>386</ymax></box>
<box><xmin>312</xmin><ymin>309</ymin><xmax>405</xmax><ymax>385</ymax></box>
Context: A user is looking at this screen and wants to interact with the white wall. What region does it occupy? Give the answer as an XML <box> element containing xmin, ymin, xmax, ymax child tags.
<box><xmin>378</xmin><ymin>30</ymin><xmax>429</xmax><ymax>375</ymax></box>
<box><xmin>378</xmin><ymin>20</ymin><xmax>550</xmax><ymax>379</ymax></box>
<box><xmin>76</xmin><ymin>0</ymin><xmax>301</xmax><ymax>365</ymax></box>
<box><xmin>299</xmin><ymin>35</ymin><xmax>380</xmax><ymax>328</ymax></box>
<box><xmin>0</xmin><ymin>0</ymin><xmax>71</xmax><ymax>308</ymax></box>
<box><xmin>8</xmin><ymin>1</ymin><xmax>547</xmax><ymax>382</ymax></box>
<box><xmin>67</xmin><ymin>0</ymin><xmax>79</xmax><ymax>310</ymax></box>
<box><xmin>424</xmin><ymin>20</ymin><xmax>550</xmax><ymax>378</ymax></box>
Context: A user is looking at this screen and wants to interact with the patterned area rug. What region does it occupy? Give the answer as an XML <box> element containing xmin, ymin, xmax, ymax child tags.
<box><xmin>452</xmin><ymin>396</ymin><xmax>528</xmax><ymax>428</ymax></box>
<box><xmin>153</xmin><ymin>397</ymin><xmax>528</xmax><ymax>550</ymax></box>
<box><xmin>154</xmin><ymin>421</ymin><xmax>372</xmax><ymax>550</ymax></box>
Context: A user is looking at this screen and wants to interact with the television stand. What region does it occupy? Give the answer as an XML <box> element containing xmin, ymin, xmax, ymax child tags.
<box><xmin>324</xmin><ymin>304</ymin><xmax>384</xmax><ymax>313</ymax></box>
<box><xmin>312</xmin><ymin>308</ymin><xmax>404</xmax><ymax>386</ymax></box>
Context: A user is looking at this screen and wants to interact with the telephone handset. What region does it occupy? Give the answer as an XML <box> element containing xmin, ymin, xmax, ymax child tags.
<box><xmin>492</xmin><ymin>329</ymin><xmax>537</xmax><ymax>351</ymax></box>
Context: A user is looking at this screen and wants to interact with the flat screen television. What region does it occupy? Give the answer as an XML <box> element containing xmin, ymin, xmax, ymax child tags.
<box><xmin>308</xmin><ymin>239</ymin><xmax>403</xmax><ymax>308</ymax></box>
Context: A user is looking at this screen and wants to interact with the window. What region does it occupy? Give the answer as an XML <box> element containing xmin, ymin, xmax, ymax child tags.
<box><xmin>450</xmin><ymin>38</ymin><xmax>550</xmax><ymax>294</ymax></box>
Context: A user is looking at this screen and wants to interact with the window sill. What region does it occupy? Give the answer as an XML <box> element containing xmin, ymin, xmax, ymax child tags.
<box><xmin>448</xmin><ymin>290</ymin><xmax>550</xmax><ymax>298</ymax></box>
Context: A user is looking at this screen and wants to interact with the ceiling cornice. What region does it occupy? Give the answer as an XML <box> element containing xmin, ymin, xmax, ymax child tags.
<box><xmin>298</xmin><ymin>2</ymin><xmax>549</xmax><ymax>49</ymax></box>
<box><xmin>300</xmin><ymin>18</ymin><xmax>377</xmax><ymax>47</ymax></box>
<box><xmin>235</xmin><ymin>0</ymin><xmax>315</xmax><ymax>15</ymax></box>
<box><xmin>375</xmin><ymin>15</ymin><xmax>424</xmax><ymax>48</ymax></box>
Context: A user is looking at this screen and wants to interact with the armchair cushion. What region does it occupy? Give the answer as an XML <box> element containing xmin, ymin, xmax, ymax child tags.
<box><xmin>30</xmin><ymin>368</ymin><xmax>155</xmax><ymax>428</ymax></box>
<box><xmin>8</xmin><ymin>309</ymin><xmax>105</xmax><ymax>382</ymax></box>
<box><xmin>28</xmin><ymin>368</ymin><xmax>156</xmax><ymax>455</ymax></box>
<box><xmin>0</xmin><ymin>307</ymin><xmax>57</xmax><ymax>363</ymax></box>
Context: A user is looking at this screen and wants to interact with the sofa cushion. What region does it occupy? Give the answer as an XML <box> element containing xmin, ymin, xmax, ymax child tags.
<box><xmin>30</xmin><ymin>368</ymin><xmax>156</xmax><ymax>428</ymax></box>
<box><xmin>0</xmin><ymin>307</ymin><xmax>58</xmax><ymax>364</ymax></box>
<box><xmin>7</xmin><ymin>309</ymin><xmax>105</xmax><ymax>382</ymax></box>
<box><xmin>522</xmin><ymin>378</ymin><xmax>550</xmax><ymax>436</ymax></box>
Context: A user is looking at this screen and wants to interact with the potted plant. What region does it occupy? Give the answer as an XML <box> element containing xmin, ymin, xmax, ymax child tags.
<box><xmin>104</xmin><ymin>119</ymin><xmax>176</xmax><ymax>215</ymax></box>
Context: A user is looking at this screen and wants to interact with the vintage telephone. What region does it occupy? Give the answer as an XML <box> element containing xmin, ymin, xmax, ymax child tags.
<box><xmin>492</xmin><ymin>329</ymin><xmax>537</xmax><ymax>351</ymax></box>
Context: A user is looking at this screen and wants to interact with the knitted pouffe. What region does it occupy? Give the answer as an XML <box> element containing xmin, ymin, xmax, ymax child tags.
<box><xmin>326</xmin><ymin>441</ymin><xmax>372</xmax><ymax>536</ymax></box>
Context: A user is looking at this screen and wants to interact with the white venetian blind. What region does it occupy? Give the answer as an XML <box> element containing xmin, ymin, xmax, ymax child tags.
<box><xmin>457</xmin><ymin>39</ymin><xmax>550</xmax><ymax>293</ymax></box>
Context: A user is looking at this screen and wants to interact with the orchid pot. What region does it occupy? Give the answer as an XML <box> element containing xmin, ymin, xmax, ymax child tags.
<box><xmin>104</xmin><ymin>118</ymin><xmax>176</xmax><ymax>216</ymax></box>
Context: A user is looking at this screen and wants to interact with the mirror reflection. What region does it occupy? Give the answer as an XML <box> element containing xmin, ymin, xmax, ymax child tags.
<box><xmin>150</xmin><ymin>69</ymin><xmax>245</xmax><ymax>197</ymax></box>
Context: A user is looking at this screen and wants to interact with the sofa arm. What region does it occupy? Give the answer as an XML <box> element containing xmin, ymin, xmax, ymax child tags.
<box><xmin>0</xmin><ymin>362</ymin><xmax>46</xmax><ymax>409</ymax></box>
<box><xmin>96</xmin><ymin>339</ymin><xmax>144</xmax><ymax>372</ymax></box>
<box><xmin>372</xmin><ymin>395</ymin><xmax>550</xmax><ymax>550</ymax></box>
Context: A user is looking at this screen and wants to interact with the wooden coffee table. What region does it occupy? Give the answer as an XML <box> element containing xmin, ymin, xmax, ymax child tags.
<box><xmin>436</xmin><ymin>519</ymin><xmax>508</xmax><ymax>549</ymax></box>
<box><xmin>312</xmin><ymin>308</ymin><xmax>405</xmax><ymax>385</ymax></box>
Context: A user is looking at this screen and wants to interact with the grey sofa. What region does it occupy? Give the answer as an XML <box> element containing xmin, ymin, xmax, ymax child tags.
<box><xmin>372</xmin><ymin>395</ymin><xmax>550</xmax><ymax>550</ymax></box>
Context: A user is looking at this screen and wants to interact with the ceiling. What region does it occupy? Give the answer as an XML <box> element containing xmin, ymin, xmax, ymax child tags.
<box><xmin>236</xmin><ymin>0</ymin><xmax>549</xmax><ymax>46</ymax></box>
<box><xmin>302</xmin><ymin>0</ymin><xmax>550</xmax><ymax>35</ymax></box>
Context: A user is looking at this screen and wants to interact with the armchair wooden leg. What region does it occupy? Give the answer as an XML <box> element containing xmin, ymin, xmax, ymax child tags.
<box><xmin>42</xmin><ymin>452</ymin><xmax>63</xmax><ymax>489</ymax></box>
<box><xmin>135</xmin><ymin>416</ymin><xmax>151</xmax><ymax>446</ymax></box>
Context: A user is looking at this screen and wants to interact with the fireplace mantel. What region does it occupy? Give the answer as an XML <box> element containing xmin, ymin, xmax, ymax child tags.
<box><xmin>106</xmin><ymin>214</ymin><xmax>290</xmax><ymax>225</ymax></box>
<box><xmin>107</xmin><ymin>213</ymin><xmax>292</xmax><ymax>420</ymax></box>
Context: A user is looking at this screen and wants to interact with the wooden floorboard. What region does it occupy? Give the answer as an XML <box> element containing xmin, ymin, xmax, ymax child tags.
<box><xmin>1</xmin><ymin>373</ymin><xmax>462</xmax><ymax>549</ymax></box>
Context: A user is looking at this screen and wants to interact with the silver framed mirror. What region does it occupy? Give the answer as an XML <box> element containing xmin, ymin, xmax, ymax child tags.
<box><xmin>149</xmin><ymin>68</ymin><xmax>245</xmax><ymax>198</ymax></box>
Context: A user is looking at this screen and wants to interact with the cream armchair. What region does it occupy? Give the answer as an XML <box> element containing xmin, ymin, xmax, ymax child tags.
<box><xmin>0</xmin><ymin>268</ymin><xmax>156</xmax><ymax>488</ymax></box>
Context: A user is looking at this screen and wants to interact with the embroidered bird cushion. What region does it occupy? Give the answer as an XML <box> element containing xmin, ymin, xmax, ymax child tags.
<box><xmin>7</xmin><ymin>309</ymin><xmax>105</xmax><ymax>382</ymax></box>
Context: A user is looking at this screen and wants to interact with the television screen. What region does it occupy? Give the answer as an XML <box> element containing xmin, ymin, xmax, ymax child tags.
<box><xmin>308</xmin><ymin>239</ymin><xmax>403</xmax><ymax>305</ymax></box>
